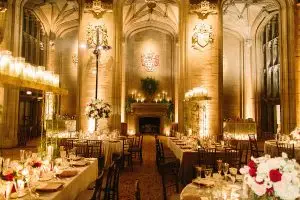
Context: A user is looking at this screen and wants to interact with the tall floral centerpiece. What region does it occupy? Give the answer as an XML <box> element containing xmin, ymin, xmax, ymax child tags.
<box><xmin>240</xmin><ymin>153</ymin><xmax>300</xmax><ymax>200</ymax></box>
<box><xmin>85</xmin><ymin>99</ymin><xmax>111</xmax><ymax>131</ymax></box>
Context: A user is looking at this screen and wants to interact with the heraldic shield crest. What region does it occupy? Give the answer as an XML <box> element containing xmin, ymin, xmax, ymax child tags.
<box><xmin>141</xmin><ymin>51</ymin><xmax>159</xmax><ymax>72</ymax></box>
<box><xmin>192</xmin><ymin>23</ymin><xmax>213</xmax><ymax>49</ymax></box>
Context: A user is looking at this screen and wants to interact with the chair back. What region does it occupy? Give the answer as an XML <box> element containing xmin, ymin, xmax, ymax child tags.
<box><xmin>123</xmin><ymin>137</ymin><xmax>134</xmax><ymax>156</ymax></box>
<box><xmin>248</xmin><ymin>134</ymin><xmax>259</xmax><ymax>157</ymax></box>
<box><xmin>104</xmin><ymin>162</ymin><xmax>120</xmax><ymax>200</ymax></box>
<box><xmin>59</xmin><ymin>139</ymin><xmax>74</xmax><ymax>151</ymax></box>
<box><xmin>276</xmin><ymin>142</ymin><xmax>295</xmax><ymax>159</ymax></box>
<box><xmin>204</xmin><ymin>148</ymin><xmax>216</xmax><ymax>169</ymax></box>
<box><xmin>74</xmin><ymin>141</ymin><xmax>88</xmax><ymax>157</ymax></box>
<box><xmin>197</xmin><ymin>147</ymin><xmax>205</xmax><ymax>166</ymax></box>
<box><xmin>87</xmin><ymin>140</ymin><xmax>103</xmax><ymax>158</ymax></box>
<box><xmin>133</xmin><ymin>135</ymin><xmax>142</xmax><ymax>147</ymax></box>
<box><xmin>135</xmin><ymin>179</ymin><xmax>141</xmax><ymax>200</ymax></box>
<box><xmin>224</xmin><ymin>148</ymin><xmax>240</xmax><ymax>169</ymax></box>
<box><xmin>91</xmin><ymin>171</ymin><xmax>104</xmax><ymax>200</ymax></box>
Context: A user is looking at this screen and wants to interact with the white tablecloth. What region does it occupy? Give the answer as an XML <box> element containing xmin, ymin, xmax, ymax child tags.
<box><xmin>167</xmin><ymin>138</ymin><xmax>198</xmax><ymax>184</ymax></box>
<box><xmin>103</xmin><ymin>140</ymin><xmax>122</xmax><ymax>168</ymax></box>
<box><xmin>20</xmin><ymin>158</ymin><xmax>98</xmax><ymax>200</ymax></box>
<box><xmin>264</xmin><ymin>140</ymin><xmax>300</xmax><ymax>162</ymax></box>
<box><xmin>180</xmin><ymin>178</ymin><xmax>242</xmax><ymax>200</ymax></box>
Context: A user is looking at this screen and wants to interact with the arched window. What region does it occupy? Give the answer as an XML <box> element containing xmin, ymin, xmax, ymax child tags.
<box><xmin>261</xmin><ymin>14</ymin><xmax>280</xmax><ymax>134</ymax></box>
<box><xmin>22</xmin><ymin>9</ymin><xmax>47</xmax><ymax>66</ymax></box>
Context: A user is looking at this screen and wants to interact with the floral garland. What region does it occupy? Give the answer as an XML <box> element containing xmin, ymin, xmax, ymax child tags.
<box><xmin>240</xmin><ymin>153</ymin><xmax>300</xmax><ymax>200</ymax></box>
<box><xmin>85</xmin><ymin>99</ymin><xmax>111</xmax><ymax>119</ymax></box>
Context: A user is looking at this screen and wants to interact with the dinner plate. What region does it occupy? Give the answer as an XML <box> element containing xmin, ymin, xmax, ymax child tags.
<box><xmin>10</xmin><ymin>190</ymin><xmax>28</xmax><ymax>199</ymax></box>
<box><xmin>36</xmin><ymin>182</ymin><xmax>64</xmax><ymax>192</ymax></box>
<box><xmin>39</xmin><ymin>173</ymin><xmax>54</xmax><ymax>182</ymax></box>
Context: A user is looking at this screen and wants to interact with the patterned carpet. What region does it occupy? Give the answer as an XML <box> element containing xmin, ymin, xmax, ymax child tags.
<box><xmin>119</xmin><ymin>135</ymin><xmax>178</xmax><ymax>200</ymax></box>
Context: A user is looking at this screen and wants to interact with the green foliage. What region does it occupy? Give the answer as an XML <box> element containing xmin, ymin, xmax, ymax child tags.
<box><xmin>125</xmin><ymin>96</ymin><xmax>136</xmax><ymax>113</ymax></box>
<box><xmin>141</xmin><ymin>77</ymin><xmax>159</xmax><ymax>97</ymax></box>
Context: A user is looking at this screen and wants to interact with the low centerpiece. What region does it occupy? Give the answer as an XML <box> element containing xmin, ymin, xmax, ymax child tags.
<box><xmin>240</xmin><ymin>153</ymin><xmax>300</xmax><ymax>200</ymax></box>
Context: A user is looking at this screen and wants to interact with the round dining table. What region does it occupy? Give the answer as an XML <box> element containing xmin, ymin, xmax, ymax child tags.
<box><xmin>180</xmin><ymin>177</ymin><xmax>243</xmax><ymax>200</ymax></box>
<box><xmin>264</xmin><ymin>140</ymin><xmax>300</xmax><ymax>161</ymax></box>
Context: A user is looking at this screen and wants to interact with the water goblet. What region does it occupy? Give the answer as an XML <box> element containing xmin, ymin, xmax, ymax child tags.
<box><xmin>20</xmin><ymin>150</ymin><xmax>25</xmax><ymax>163</ymax></box>
<box><xmin>25</xmin><ymin>151</ymin><xmax>32</xmax><ymax>160</ymax></box>
<box><xmin>223</xmin><ymin>163</ymin><xmax>229</xmax><ymax>178</ymax></box>
<box><xmin>229</xmin><ymin>167</ymin><xmax>238</xmax><ymax>183</ymax></box>
<box><xmin>204</xmin><ymin>168</ymin><xmax>213</xmax><ymax>179</ymax></box>
<box><xmin>217</xmin><ymin>160</ymin><xmax>223</xmax><ymax>175</ymax></box>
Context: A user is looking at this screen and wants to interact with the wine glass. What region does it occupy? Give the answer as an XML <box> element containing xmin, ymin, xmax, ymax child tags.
<box><xmin>223</xmin><ymin>163</ymin><xmax>229</xmax><ymax>176</ymax></box>
<box><xmin>229</xmin><ymin>167</ymin><xmax>238</xmax><ymax>183</ymax></box>
<box><xmin>204</xmin><ymin>168</ymin><xmax>212</xmax><ymax>179</ymax></box>
<box><xmin>25</xmin><ymin>151</ymin><xmax>32</xmax><ymax>160</ymax></box>
<box><xmin>20</xmin><ymin>150</ymin><xmax>25</xmax><ymax>163</ymax></box>
<box><xmin>217</xmin><ymin>160</ymin><xmax>223</xmax><ymax>175</ymax></box>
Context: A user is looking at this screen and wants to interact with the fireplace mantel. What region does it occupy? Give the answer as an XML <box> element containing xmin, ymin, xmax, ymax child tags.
<box><xmin>131</xmin><ymin>103</ymin><xmax>168</xmax><ymax>115</ymax></box>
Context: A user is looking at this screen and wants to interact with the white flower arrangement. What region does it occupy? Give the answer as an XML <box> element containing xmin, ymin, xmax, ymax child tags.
<box><xmin>240</xmin><ymin>153</ymin><xmax>300</xmax><ymax>200</ymax></box>
<box><xmin>290</xmin><ymin>127</ymin><xmax>300</xmax><ymax>140</ymax></box>
<box><xmin>85</xmin><ymin>99</ymin><xmax>111</xmax><ymax>119</ymax></box>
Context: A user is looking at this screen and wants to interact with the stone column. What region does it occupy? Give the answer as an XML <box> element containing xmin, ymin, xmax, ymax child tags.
<box><xmin>185</xmin><ymin>0</ymin><xmax>222</xmax><ymax>136</ymax></box>
<box><xmin>296</xmin><ymin>5</ymin><xmax>300</xmax><ymax>128</ymax></box>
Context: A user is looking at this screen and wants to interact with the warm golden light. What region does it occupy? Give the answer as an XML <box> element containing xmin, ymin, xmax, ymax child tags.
<box><xmin>0</xmin><ymin>50</ymin><xmax>60</xmax><ymax>87</ymax></box>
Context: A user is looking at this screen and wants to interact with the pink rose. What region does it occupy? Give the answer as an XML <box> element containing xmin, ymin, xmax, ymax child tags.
<box><xmin>269</xmin><ymin>169</ymin><xmax>282</xmax><ymax>182</ymax></box>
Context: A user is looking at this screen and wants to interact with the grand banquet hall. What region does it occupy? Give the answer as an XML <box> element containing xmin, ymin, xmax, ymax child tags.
<box><xmin>0</xmin><ymin>0</ymin><xmax>299</xmax><ymax>199</ymax></box>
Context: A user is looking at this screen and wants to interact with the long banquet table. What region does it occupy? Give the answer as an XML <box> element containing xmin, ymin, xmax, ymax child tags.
<box><xmin>20</xmin><ymin>158</ymin><xmax>98</xmax><ymax>200</ymax></box>
<box><xmin>167</xmin><ymin>138</ymin><xmax>198</xmax><ymax>184</ymax></box>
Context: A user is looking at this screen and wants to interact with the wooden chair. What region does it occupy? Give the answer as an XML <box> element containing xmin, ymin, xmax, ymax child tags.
<box><xmin>193</xmin><ymin>147</ymin><xmax>206</xmax><ymax>178</ymax></box>
<box><xmin>87</xmin><ymin>140</ymin><xmax>103</xmax><ymax>157</ymax></box>
<box><xmin>90</xmin><ymin>171</ymin><xmax>105</xmax><ymax>200</ymax></box>
<box><xmin>204</xmin><ymin>147</ymin><xmax>216</xmax><ymax>170</ymax></box>
<box><xmin>135</xmin><ymin>179</ymin><xmax>141</xmax><ymax>200</ymax></box>
<box><xmin>88</xmin><ymin>140</ymin><xmax>104</xmax><ymax>174</ymax></box>
<box><xmin>122</xmin><ymin>138</ymin><xmax>134</xmax><ymax>171</ymax></box>
<box><xmin>276</xmin><ymin>142</ymin><xmax>295</xmax><ymax>159</ymax></box>
<box><xmin>74</xmin><ymin>141</ymin><xmax>88</xmax><ymax>157</ymax></box>
<box><xmin>248</xmin><ymin>134</ymin><xmax>263</xmax><ymax>158</ymax></box>
<box><xmin>103</xmin><ymin>162</ymin><xmax>120</xmax><ymax>200</ymax></box>
<box><xmin>59</xmin><ymin>138</ymin><xmax>74</xmax><ymax>152</ymax></box>
<box><xmin>129</xmin><ymin>135</ymin><xmax>144</xmax><ymax>164</ymax></box>
<box><xmin>224</xmin><ymin>148</ymin><xmax>241</xmax><ymax>169</ymax></box>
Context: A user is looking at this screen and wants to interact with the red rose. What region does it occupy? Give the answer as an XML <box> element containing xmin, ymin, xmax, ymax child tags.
<box><xmin>269</xmin><ymin>169</ymin><xmax>282</xmax><ymax>182</ymax></box>
<box><xmin>249</xmin><ymin>168</ymin><xmax>257</xmax><ymax>177</ymax></box>
<box><xmin>248</xmin><ymin>160</ymin><xmax>256</xmax><ymax>169</ymax></box>
<box><xmin>3</xmin><ymin>173</ymin><xmax>14</xmax><ymax>181</ymax></box>
<box><xmin>33</xmin><ymin>162</ymin><xmax>42</xmax><ymax>168</ymax></box>
<box><xmin>266</xmin><ymin>187</ymin><xmax>274</xmax><ymax>196</ymax></box>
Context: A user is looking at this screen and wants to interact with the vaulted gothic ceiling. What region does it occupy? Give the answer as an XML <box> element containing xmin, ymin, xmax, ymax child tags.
<box><xmin>123</xmin><ymin>0</ymin><xmax>179</xmax><ymax>35</ymax></box>
<box><xmin>24</xmin><ymin>0</ymin><xmax>79</xmax><ymax>38</ymax></box>
<box><xmin>223</xmin><ymin>0</ymin><xmax>279</xmax><ymax>38</ymax></box>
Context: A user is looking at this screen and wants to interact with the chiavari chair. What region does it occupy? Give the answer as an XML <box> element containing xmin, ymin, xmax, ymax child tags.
<box><xmin>129</xmin><ymin>135</ymin><xmax>144</xmax><ymax>164</ymax></box>
<box><xmin>74</xmin><ymin>141</ymin><xmax>88</xmax><ymax>157</ymax></box>
<box><xmin>90</xmin><ymin>171</ymin><xmax>104</xmax><ymax>200</ymax></box>
<box><xmin>224</xmin><ymin>148</ymin><xmax>241</xmax><ymax>169</ymax></box>
<box><xmin>276</xmin><ymin>142</ymin><xmax>295</xmax><ymax>159</ymax></box>
<box><xmin>122</xmin><ymin>137</ymin><xmax>134</xmax><ymax>171</ymax></box>
<box><xmin>248</xmin><ymin>134</ymin><xmax>263</xmax><ymax>158</ymax></box>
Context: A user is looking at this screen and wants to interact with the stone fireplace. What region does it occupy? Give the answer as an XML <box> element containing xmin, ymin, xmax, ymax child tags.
<box><xmin>127</xmin><ymin>103</ymin><xmax>169</xmax><ymax>134</ymax></box>
<box><xmin>139</xmin><ymin>117</ymin><xmax>160</xmax><ymax>134</ymax></box>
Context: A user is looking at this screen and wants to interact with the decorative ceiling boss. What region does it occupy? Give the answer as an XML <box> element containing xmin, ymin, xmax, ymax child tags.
<box><xmin>192</xmin><ymin>23</ymin><xmax>213</xmax><ymax>50</ymax></box>
<box><xmin>190</xmin><ymin>0</ymin><xmax>217</xmax><ymax>19</ymax></box>
<box><xmin>84</xmin><ymin>0</ymin><xmax>112</xmax><ymax>18</ymax></box>
<box><xmin>141</xmin><ymin>51</ymin><xmax>159</xmax><ymax>72</ymax></box>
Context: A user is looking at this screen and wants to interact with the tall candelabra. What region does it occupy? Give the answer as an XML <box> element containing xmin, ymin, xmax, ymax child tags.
<box><xmin>86</xmin><ymin>23</ymin><xmax>111</xmax><ymax>130</ymax></box>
